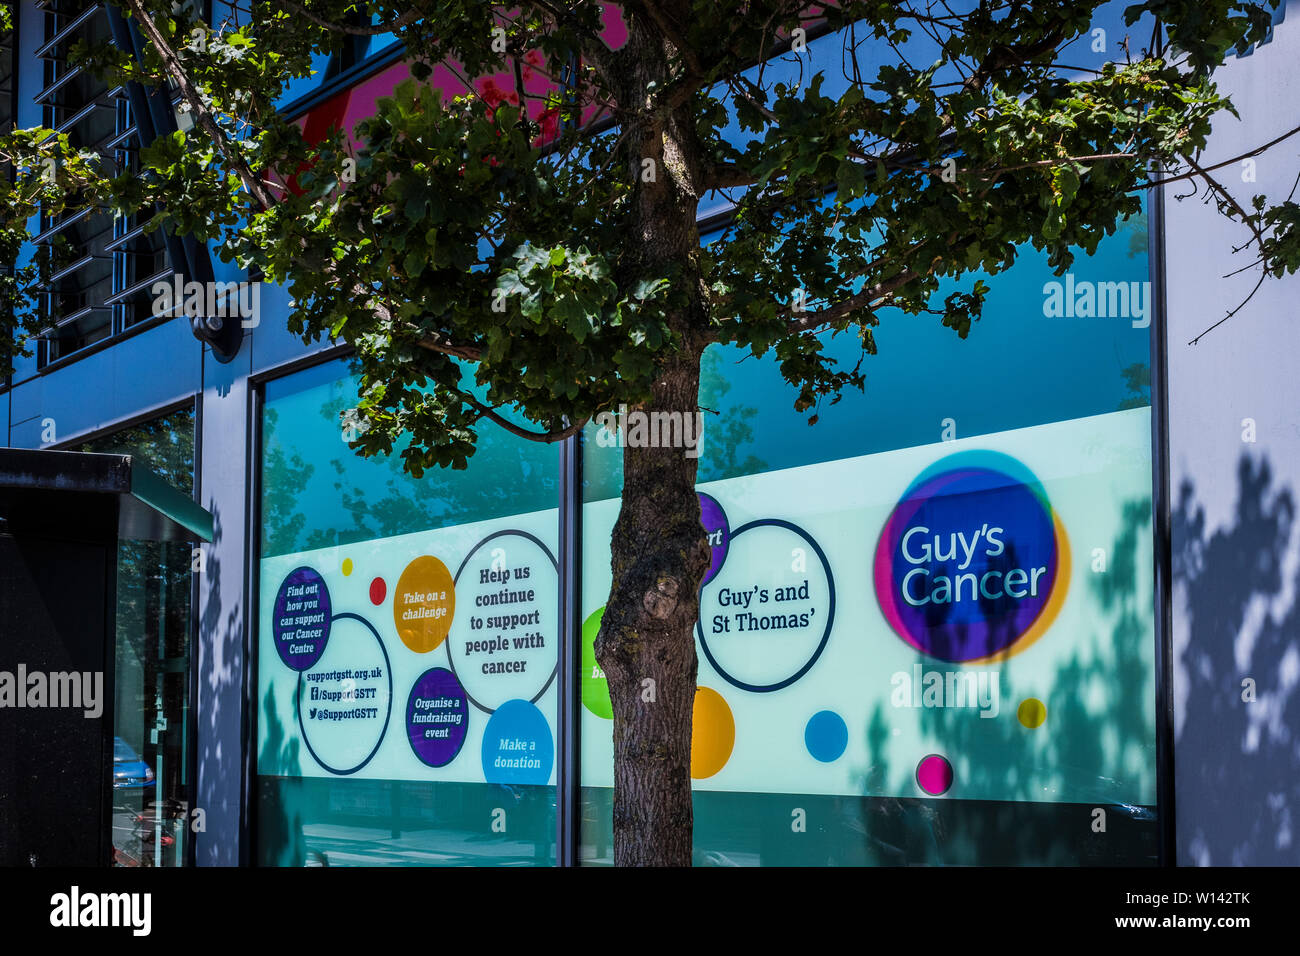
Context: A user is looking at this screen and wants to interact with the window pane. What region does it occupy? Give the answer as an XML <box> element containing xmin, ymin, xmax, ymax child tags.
<box><xmin>78</xmin><ymin>406</ymin><xmax>197</xmax><ymax>867</ymax></box>
<box><xmin>256</xmin><ymin>358</ymin><xmax>560</xmax><ymax>866</ymax></box>
<box><xmin>580</xmin><ymin>206</ymin><xmax>1157</xmax><ymax>866</ymax></box>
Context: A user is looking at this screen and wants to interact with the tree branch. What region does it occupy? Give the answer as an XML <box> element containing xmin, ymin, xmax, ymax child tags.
<box><xmin>704</xmin><ymin>161</ymin><xmax>757</xmax><ymax>190</ymax></box>
<box><xmin>783</xmin><ymin>270</ymin><xmax>918</xmax><ymax>335</ymax></box>
<box><xmin>122</xmin><ymin>0</ymin><xmax>277</xmax><ymax>212</ymax></box>
<box><xmin>276</xmin><ymin>1</ymin><xmax>423</xmax><ymax>36</ymax></box>
<box><xmin>416</xmin><ymin>331</ymin><xmax>483</xmax><ymax>361</ymax></box>
<box><xmin>1147</xmin><ymin>122</ymin><xmax>1300</xmax><ymax>188</ymax></box>
<box><xmin>630</xmin><ymin>0</ymin><xmax>705</xmax><ymax>78</ymax></box>
<box><xmin>464</xmin><ymin>394</ymin><xmax>587</xmax><ymax>443</ymax></box>
<box><xmin>124</xmin><ymin>1</ymin><xmax>493</xmax><ymax>367</ymax></box>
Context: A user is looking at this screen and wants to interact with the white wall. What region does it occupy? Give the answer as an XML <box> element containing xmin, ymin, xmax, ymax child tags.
<box><xmin>1164</xmin><ymin>0</ymin><xmax>1300</xmax><ymax>865</ymax></box>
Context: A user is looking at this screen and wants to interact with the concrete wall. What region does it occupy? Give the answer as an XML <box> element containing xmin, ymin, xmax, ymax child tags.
<box><xmin>1163</xmin><ymin>0</ymin><xmax>1300</xmax><ymax>865</ymax></box>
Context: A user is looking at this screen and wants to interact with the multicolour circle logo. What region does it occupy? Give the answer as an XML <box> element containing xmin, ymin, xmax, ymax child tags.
<box><xmin>873</xmin><ymin>451</ymin><xmax>1070</xmax><ymax>663</ymax></box>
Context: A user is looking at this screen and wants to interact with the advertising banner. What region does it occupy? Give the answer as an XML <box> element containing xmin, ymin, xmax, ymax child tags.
<box><xmin>259</xmin><ymin>407</ymin><xmax>1155</xmax><ymax>810</ymax></box>
<box><xmin>581</xmin><ymin>407</ymin><xmax>1156</xmax><ymax>806</ymax></box>
<box><xmin>258</xmin><ymin>510</ymin><xmax>560</xmax><ymax>786</ymax></box>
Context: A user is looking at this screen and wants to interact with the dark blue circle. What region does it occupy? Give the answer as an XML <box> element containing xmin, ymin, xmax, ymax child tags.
<box><xmin>406</xmin><ymin>667</ymin><xmax>469</xmax><ymax>768</ymax></box>
<box><xmin>272</xmin><ymin>566</ymin><xmax>332</xmax><ymax>671</ymax></box>
<box><xmin>698</xmin><ymin>492</ymin><xmax>731</xmax><ymax>585</ymax></box>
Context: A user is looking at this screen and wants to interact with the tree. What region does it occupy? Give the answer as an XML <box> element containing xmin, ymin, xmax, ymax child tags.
<box><xmin>4</xmin><ymin>0</ymin><xmax>1300</xmax><ymax>866</ymax></box>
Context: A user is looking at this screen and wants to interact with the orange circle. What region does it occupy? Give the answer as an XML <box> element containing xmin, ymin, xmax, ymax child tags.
<box><xmin>393</xmin><ymin>556</ymin><xmax>455</xmax><ymax>652</ymax></box>
<box><xmin>691</xmin><ymin>686</ymin><xmax>735</xmax><ymax>779</ymax></box>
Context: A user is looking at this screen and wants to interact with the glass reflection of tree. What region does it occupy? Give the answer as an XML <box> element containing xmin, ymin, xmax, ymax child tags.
<box><xmin>256</xmin><ymin>683</ymin><xmax>305</xmax><ymax>867</ymax></box>
<box><xmin>1122</xmin><ymin>210</ymin><xmax>1148</xmax><ymax>260</ymax></box>
<box><xmin>260</xmin><ymin>374</ymin><xmax>560</xmax><ymax>556</ymax></box>
<box><xmin>261</xmin><ymin>406</ymin><xmax>315</xmax><ymax>557</ymax></box>
<box><xmin>264</xmin><ymin>355</ymin><xmax>769</xmax><ymax>552</ymax></box>
<box><xmin>1118</xmin><ymin>363</ymin><xmax>1151</xmax><ymax>410</ymax></box>
<box><xmin>78</xmin><ymin>408</ymin><xmax>195</xmax><ymax>865</ymax></box>
<box><xmin>697</xmin><ymin>348</ymin><xmax>766</xmax><ymax>484</ymax></box>
<box><xmin>584</xmin><ymin>347</ymin><xmax>769</xmax><ymax>502</ymax></box>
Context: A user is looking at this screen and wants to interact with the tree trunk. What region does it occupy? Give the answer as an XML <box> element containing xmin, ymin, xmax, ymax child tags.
<box><xmin>594</xmin><ymin>348</ymin><xmax>711</xmax><ymax>866</ymax></box>
<box><xmin>592</xmin><ymin>6</ymin><xmax>711</xmax><ymax>866</ymax></box>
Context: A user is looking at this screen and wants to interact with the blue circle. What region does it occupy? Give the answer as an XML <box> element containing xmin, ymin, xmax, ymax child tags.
<box><xmin>804</xmin><ymin>710</ymin><xmax>848</xmax><ymax>763</ymax></box>
<box><xmin>481</xmin><ymin>699</ymin><xmax>554</xmax><ymax>785</ymax></box>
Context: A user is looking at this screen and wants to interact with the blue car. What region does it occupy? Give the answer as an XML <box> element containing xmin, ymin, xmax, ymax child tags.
<box><xmin>112</xmin><ymin>738</ymin><xmax>155</xmax><ymax>791</ymax></box>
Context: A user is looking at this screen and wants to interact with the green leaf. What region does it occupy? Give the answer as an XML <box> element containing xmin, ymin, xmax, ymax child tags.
<box><xmin>836</xmin><ymin>159</ymin><xmax>867</xmax><ymax>200</ymax></box>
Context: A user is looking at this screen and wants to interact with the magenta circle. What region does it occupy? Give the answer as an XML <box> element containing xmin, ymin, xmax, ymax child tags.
<box><xmin>916</xmin><ymin>754</ymin><xmax>954</xmax><ymax>795</ymax></box>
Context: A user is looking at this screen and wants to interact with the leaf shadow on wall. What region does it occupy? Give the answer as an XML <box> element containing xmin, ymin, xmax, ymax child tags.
<box><xmin>1173</xmin><ymin>454</ymin><xmax>1299</xmax><ymax>865</ymax></box>
<box><xmin>196</xmin><ymin>506</ymin><xmax>248</xmax><ymax>865</ymax></box>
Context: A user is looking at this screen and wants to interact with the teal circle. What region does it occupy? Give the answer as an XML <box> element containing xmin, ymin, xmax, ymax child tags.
<box><xmin>481</xmin><ymin>699</ymin><xmax>553</xmax><ymax>785</ymax></box>
<box><xmin>804</xmin><ymin>710</ymin><xmax>848</xmax><ymax>762</ymax></box>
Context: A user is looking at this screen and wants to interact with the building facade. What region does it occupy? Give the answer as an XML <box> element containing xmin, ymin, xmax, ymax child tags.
<box><xmin>2</xmin><ymin>1</ymin><xmax>1297</xmax><ymax>866</ymax></box>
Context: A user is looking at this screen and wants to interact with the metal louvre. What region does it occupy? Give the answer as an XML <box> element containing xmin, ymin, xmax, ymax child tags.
<box><xmin>34</xmin><ymin>1</ymin><xmax>172</xmax><ymax>366</ymax></box>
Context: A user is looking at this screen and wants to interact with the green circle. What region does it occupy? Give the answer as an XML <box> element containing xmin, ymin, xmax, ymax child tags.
<box><xmin>582</xmin><ymin>607</ymin><xmax>613</xmax><ymax>719</ymax></box>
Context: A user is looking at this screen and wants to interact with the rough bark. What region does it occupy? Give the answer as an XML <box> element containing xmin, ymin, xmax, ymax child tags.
<box><xmin>591</xmin><ymin>7</ymin><xmax>713</xmax><ymax>866</ymax></box>
<box><xmin>594</xmin><ymin>350</ymin><xmax>712</xmax><ymax>867</ymax></box>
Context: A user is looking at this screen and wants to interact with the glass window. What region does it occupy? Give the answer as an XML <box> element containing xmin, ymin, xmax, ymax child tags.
<box><xmin>580</xmin><ymin>204</ymin><xmax>1157</xmax><ymax>865</ymax></box>
<box><xmin>77</xmin><ymin>405</ymin><xmax>197</xmax><ymax>867</ymax></box>
<box><xmin>255</xmin><ymin>358</ymin><xmax>561</xmax><ymax>866</ymax></box>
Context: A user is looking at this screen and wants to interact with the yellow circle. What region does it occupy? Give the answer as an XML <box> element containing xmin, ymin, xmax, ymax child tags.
<box><xmin>1018</xmin><ymin>697</ymin><xmax>1047</xmax><ymax>728</ymax></box>
<box><xmin>691</xmin><ymin>686</ymin><xmax>735</xmax><ymax>779</ymax></box>
<box><xmin>393</xmin><ymin>555</ymin><xmax>456</xmax><ymax>652</ymax></box>
<box><xmin>341</xmin><ymin>558</ymin><xmax>353</xmax><ymax>576</ymax></box>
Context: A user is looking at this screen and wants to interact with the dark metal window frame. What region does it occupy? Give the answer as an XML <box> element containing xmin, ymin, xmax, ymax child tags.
<box><xmin>1148</xmin><ymin>168</ymin><xmax>1177</xmax><ymax>867</ymax></box>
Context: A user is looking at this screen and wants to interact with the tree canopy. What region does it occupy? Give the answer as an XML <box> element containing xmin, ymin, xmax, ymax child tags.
<box><xmin>4</xmin><ymin>2</ymin><xmax>1297</xmax><ymax>445</ymax></box>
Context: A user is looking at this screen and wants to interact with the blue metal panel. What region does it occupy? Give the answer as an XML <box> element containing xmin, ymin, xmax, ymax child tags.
<box><xmin>15</xmin><ymin>1</ymin><xmax>42</xmax><ymax>130</ymax></box>
<box><xmin>10</xmin><ymin>2</ymin><xmax>45</xmax><ymax>385</ymax></box>
<box><xmin>248</xmin><ymin>279</ymin><xmax>335</xmax><ymax>377</ymax></box>
<box><xmin>7</xmin><ymin>317</ymin><xmax>202</xmax><ymax>447</ymax></box>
